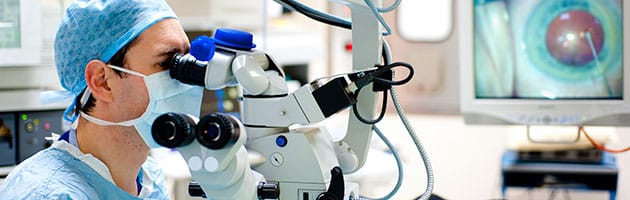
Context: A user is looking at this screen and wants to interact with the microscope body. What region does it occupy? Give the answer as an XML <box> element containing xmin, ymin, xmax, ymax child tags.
<box><xmin>167</xmin><ymin>38</ymin><xmax>362</xmax><ymax>199</ymax></box>
<box><xmin>156</xmin><ymin>0</ymin><xmax>385</xmax><ymax>198</ymax></box>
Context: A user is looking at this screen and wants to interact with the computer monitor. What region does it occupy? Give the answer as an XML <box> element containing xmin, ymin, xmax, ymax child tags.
<box><xmin>0</xmin><ymin>0</ymin><xmax>41</xmax><ymax>66</ymax></box>
<box><xmin>0</xmin><ymin>0</ymin><xmax>62</xmax><ymax>91</ymax></box>
<box><xmin>459</xmin><ymin>0</ymin><xmax>630</xmax><ymax>126</ymax></box>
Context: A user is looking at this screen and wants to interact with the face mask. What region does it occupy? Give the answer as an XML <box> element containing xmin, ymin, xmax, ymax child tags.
<box><xmin>80</xmin><ymin>65</ymin><xmax>204</xmax><ymax>148</ymax></box>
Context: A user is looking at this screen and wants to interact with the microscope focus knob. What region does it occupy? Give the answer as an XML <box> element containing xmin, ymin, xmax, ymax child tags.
<box><xmin>151</xmin><ymin>112</ymin><xmax>196</xmax><ymax>148</ymax></box>
<box><xmin>317</xmin><ymin>167</ymin><xmax>345</xmax><ymax>200</ymax></box>
<box><xmin>196</xmin><ymin>113</ymin><xmax>241</xmax><ymax>150</ymax></box>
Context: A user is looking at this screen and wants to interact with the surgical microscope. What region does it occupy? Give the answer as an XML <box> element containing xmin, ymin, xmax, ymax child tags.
<box><xmin>150</xmin><ymin>0</ymin><xmax>432</xmax><ymax>199</ymax></box>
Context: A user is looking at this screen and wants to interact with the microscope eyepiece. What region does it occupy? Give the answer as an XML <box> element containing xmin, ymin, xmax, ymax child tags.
<box><xmin>151</xmin><ymin>112</ymin><xmax>196</xmax><ymax>148</ymax></box>
<box><xmin>170</xmin><ymin>53</ymin><xmax>207</xmax><ymax>87</ymax></box>
<box><xmin>196</xmin><ymin>113</ymin><xmax>240</xmax><ymax>150</ymax></box>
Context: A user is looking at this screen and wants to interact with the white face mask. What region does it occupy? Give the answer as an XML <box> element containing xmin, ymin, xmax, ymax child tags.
<box><xmin>80</xmin><ymin>64</ymin><xmax>204</xmax><ymax>148</ymax></box>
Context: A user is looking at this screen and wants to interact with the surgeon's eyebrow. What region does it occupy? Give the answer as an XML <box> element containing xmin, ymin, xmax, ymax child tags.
<box><xmin>156</xmin><ymin>47</ymin><xmax>188</xmax><ymax>69</ymax></box>
<box><xmin>156</xmin><ymin>47</ymin><xmax>183</xmax><ymax>58</ymax></box>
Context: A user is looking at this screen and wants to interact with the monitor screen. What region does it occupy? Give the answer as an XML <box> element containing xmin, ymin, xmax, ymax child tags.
<box><xmin>459</xmin><ymin>0</ymin><xmax>630</xmax><ymax>126</ymax></box>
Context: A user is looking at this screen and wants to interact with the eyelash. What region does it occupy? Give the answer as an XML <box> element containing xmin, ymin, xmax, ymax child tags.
<box><xmin>159</xmin><ymin>48</ymin><xmax>186</xmax><ymax>69</ymax></box>
<box><xmin>159</xmin><ymin>60</ymin><xmax>171</xmax><ymax>69</ymax></box>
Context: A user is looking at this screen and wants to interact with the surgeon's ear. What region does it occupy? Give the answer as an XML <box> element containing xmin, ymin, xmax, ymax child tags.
<box><xmin>84</xmin><ymin>60</ymin><xmax>113</xmax><ymax>103</ymax></box>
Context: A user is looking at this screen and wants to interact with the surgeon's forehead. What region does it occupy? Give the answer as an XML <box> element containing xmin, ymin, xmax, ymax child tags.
<box><xmin>138</xmin><ymin>19</ymin><xmax>189</xmax><ymax>55</ymax></box>
<box><xmin>122</xmin><ymin>20</ymin><xmax>188</xmax><ymax>71</ymax></box>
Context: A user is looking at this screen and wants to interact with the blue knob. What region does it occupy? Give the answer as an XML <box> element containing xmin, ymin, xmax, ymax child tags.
<box><xmin>213</xmin><ymin>28</ymin><xmax>256</xmax><ymax>50</ymax></box>
<box><xmin>190</xmin><ymin>35</ymin><xmax>215</xmax><ymax>61</ymax></box>
<box><xmin>275</xmin><ymin>135</ymin><xmax>287</xmax><ymax>147</ymax></box>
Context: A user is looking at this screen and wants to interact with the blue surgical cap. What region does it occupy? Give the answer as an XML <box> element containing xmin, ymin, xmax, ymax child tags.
<box><xmin>55</xmin><ymin>0</ymin><xmax>177</xmax><ymax>96</ymax></box>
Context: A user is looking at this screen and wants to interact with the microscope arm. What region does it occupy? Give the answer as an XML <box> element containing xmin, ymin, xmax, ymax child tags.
<box><xmin>234</xmin><ymin>52</ymin><xmax>391</xmax><ymax>176</ymax></box>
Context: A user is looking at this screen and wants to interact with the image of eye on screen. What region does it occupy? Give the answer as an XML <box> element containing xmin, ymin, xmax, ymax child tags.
<box><xmin>474</xmin><ymin>0</ymin><xmax>622</xmax><ymax>99</ymax></box>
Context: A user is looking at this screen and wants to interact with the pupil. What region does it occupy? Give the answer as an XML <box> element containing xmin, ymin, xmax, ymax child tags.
<box><xmin>545</xmin><ymin>10</ymin><xmax>604</xmax><ymax>66</ymax></box>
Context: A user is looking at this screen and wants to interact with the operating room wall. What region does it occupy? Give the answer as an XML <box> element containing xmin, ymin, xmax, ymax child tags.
<box><xmin>384</xmin><ymin>5</ymin><xmax>460</xmax><ymax>115</ymax></box>
<box><xmin>392</xmin><ymin>28</ymin><xmax>458</xmax><ymax>114</ymax></box>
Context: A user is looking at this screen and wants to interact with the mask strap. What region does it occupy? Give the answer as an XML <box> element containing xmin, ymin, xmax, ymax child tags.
<box><xmin>63</xmin><ymin>87</ymin><xmax>91</xmax><ymax>123</ymax></box>
<box><xmin>108</xmin><ymin>64</ymin><xmax>147</xmax><ymax>77</ymax></box>
<box><xmin>63</xmin><ymin>101</ymin><xmax>79</xmax><ymax>123</ymax></box>
<box><xmin>80</xmin><ymin>88</ymin><xmax>92</xmax><ymax>107</ymax></box>
<box><xmin>77</xmin><ymin>66</ymin><xmax>148</xmax><ymax>127</ymax></box>
<box><xmin>79</xmin><ymin>111</ymin><xmax>135</xmax><ymax>127</ymax></box>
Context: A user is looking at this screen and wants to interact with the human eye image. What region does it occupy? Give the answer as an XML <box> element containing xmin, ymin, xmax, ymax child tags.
<box><xmin>474</xmin><ymin>0</ymin><xmax>622</xmax><ymax>99</ymax></box>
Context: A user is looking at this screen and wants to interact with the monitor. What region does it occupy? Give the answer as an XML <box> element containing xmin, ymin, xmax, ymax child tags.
<box><xmin>0</xmin><ymin>0</ymin><xmax>62</xmax><ymax>91</ymax></box>
<box><xmin>0</xmin><ymin>0</ymin><xmax>41</xmax><ymax>66</ymax></box>
<box><xmin>459</xmin><ymin>0</ymin><xmax>630</xmax><ymax>126</ymax></box>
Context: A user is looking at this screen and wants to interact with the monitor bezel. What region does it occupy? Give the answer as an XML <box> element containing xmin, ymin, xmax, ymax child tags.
<box><xmin>459</xmin><ymin>0</ymin><xmax>630</xmax><ymax>126</ymax></box>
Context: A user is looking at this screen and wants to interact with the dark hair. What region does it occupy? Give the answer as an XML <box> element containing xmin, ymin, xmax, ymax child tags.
<box><xmin>76</xmin><ymin>39</ymin><xmax>138</xmax><ymax>114</ymax></box>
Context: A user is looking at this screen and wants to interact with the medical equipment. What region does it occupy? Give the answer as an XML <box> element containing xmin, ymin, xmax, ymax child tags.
<box><xmin>0</xmin><ymin>109</ymin><xmax>65</xmax><ymax>165</ymax></box>
<box><xmin>152</xmin><ymin>0</ymin><xmax>431</xmax><ymax>199</ymax></box>
<box><xmin>0</xmin><ymin>90</ymin><xmax>67</xmax><ymax>167</ymax></box>
<box><xmin>459</xmin><ymin>0</ymin><xmax>630</xmax><ymax>127</ymax></box>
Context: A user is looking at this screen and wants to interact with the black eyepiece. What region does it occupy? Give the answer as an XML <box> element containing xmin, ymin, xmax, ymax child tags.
<box><xmin>170</xmin><ymin>53</ymin><xmax>208</xmax><ymax>87</ymax></box>
<box><xmin>196</xmin><ymin>113</ymin><xmax>240</xmax><ymax>150</ymax></box>
<box><xmin>152</xmin><ymin>112</ymin><xmax>197</xmax><ymax>148</ymax></box>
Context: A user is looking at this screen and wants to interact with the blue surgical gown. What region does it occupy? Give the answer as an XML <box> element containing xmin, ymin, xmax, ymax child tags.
<box><xmin>0</xmin><ymin>132</ymin><xmax>169</xmax><ymax>199</ymax></box>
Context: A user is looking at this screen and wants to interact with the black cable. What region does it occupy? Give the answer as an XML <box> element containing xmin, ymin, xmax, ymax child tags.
<box><xmin>374</xmin><ymin>62</ymin><xmax>414</xmax><ymax>86</ymax></box>
<box><xmin>352</xmin><ymin>62</ymin><xmax>412</xmax><ymax>125</ymax></box>
<box><xmin>353</xmin><ymin>61</ymin><xmax>414</xmax><ymax>90</ymax></box>
<box><xmin>350</xmin><ymin>41</ymin><xmax>415</xmax><ymax>125</ymax></box>
<box><xmin>276</xmin><ymin>0</ymin><xmax>352</xmax><ymax>30</ymax></box>
<box><xmin>351</xmin><ymin>60</ymin><xmax>414</xmax><ymax>124</ymax></box>
<box><xmin>352</xmin><ymin>88</ymin><xmax>388</xmax><ymax>124</ymax></box>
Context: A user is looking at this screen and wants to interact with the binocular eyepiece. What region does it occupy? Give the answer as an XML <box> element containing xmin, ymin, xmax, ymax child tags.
<box><xmin>151</xmin><ymin>112</ymin><xmax>241</xmax><ymax>150</ymax></box>
<box><xmin>169</xmin><ymin>53</ymin><xmax>207</xmax><ymax>87</ymax></box>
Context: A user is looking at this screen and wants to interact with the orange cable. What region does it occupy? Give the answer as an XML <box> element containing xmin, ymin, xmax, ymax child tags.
<box><xmin>579</xmin><ymin>126</ymin><xmax>630</xmax><ymax>153</ymax></box>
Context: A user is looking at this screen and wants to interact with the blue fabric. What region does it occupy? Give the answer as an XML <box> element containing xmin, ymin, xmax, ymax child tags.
<box><xmin>54</xmin><ymin>0</ymin><xmax>177</xmax><ymax>99</ymax></box>
<box><xmin>136</xmin><ymin>170</ymin><xmax>144</xmax><ymax>196</ymax></box>
<box><xmin>0</xmin><ymin>143</ymin><xmax>169</xmax><ymax>199</ymax></box>
<box><xmin>58</xmin><ymin>130</ymin><xmax>71</xmax><ymax>142</ymax></box>
<box><xmin>57</xmin><ymin>130</ymin><xmax>144</xmax><ymax>195</ymax></box>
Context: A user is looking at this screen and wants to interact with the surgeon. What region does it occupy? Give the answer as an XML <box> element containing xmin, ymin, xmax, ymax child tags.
<box><xmin>0</xmin><ymin>0</ymin><xmax>202</xmax><ymax>199</ymax></box>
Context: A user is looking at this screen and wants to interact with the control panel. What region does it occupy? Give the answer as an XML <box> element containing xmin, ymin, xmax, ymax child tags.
<box><xmin>515</xmin><ymin>114</ymin><xmax>584</xmax><ymax>125</ymax></box>
<box><xmin>17</xmin><ymin>110</ymin><xmax>64</xmax><ymax>163</ymax></box>
<box><xmin>0</xmin><ymin>110</ymin><xmax>64</xmax><ymax>166</ymax></box>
